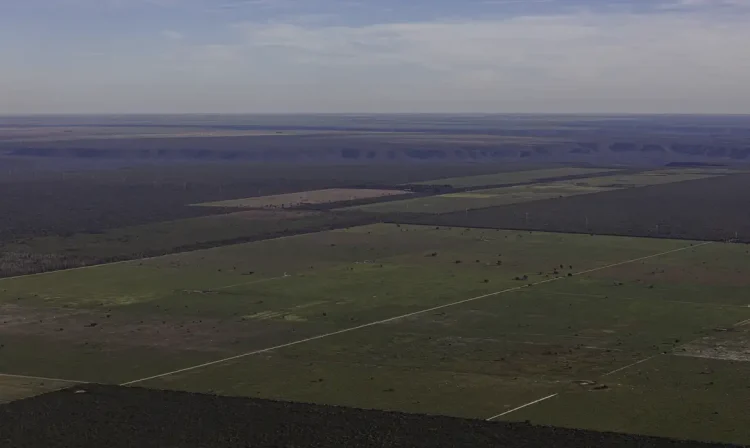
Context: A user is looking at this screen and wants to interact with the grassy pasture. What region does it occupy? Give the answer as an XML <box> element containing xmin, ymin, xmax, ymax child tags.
<box><xmin>0</xmin><ymin>376</ymin><xmax>74</xmax><ymax>404</ymax></box>
<box><xmin>410</xmin><ymin>167</ymin><xmax>617</xmax><ymax>188</ymax></box>
<box><xmin>406</xmin><ymin>173</ymin><xmax>750</xmax><ymax>244</ymax></box>
<box><xmin>575</xmin><ymin>170</ymin><xmax>725</xmax><ymax>188</ymax></box>
<box><xmin>347</xmin><ymin>182</ymin><xmax>613</xmax><ymax>214</ymax></box>
<box><xmin>0</xmin><ymin>224</ymin><xmax>748</xmax><ymax>445</ymax></box>
<box><xmin>0</xmin><ymin>210</ymin><xmax>365</xmax><ymax>278</ymax></box>
<box><xmin>195</xmin><ymin>188</ymin><xmax>411</xmax><ymax>209</ymax></box>
<box><xmin>345</xmin><ymin>169</ymin><xmax>725</xmax><ymax>214</ymax></box>
<box><xmin>507</xmin><ymin>355</ymin><xmax>750</xmax><ymax>445</ymax></box>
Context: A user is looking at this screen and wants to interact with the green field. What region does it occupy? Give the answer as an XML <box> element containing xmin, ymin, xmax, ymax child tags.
<box><xmin>195</xmin><ymin>188</ymin><xmax>410</xmax><ymax>209</ymax></box>
<box><xmin>345</xmin><ymin>169</ymin><xmax>726</xmax><ymax>214</ymax></box>
<box><xmin>0</xmin><ymin>210</ymin><xmax>363</xmax><ymax>278</ymax></box>
<box><xmin>411</xmin><ymin>167</ymin><xmax>617</xmax><ymax>188</ymax></box>
<box><xmin>1</xmin><ymin>224</ymin><xmax>749</xmax><ymax>444</ymax></box>
<box><xmin>0</xmin><ymin>375</ymin><xmax>75</xmax><ymax>404</ymax></box>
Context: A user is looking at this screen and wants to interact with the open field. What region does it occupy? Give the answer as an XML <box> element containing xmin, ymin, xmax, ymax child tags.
<box><xmin>0</xmin><ymin>210</ymin><xmax>371</xmax><ymax>278</ymax></box>
<box><xmin>345</xmin><ymin>169</ymin><xmax>724</xmax><ymax>214</ymax></box>
<box><xmin>506</xmin><ymin>355</ymin><xmax>750</xmax><ymax>444</ymax></box>
<box><xmin>411</xmin><ymin>167</ymin><xmax>617</xmax><ymax>188</ymax></box>
<box><xmin>1</xmin><ymin>224</ymin><xmax>749</xmax><ymax>444</ymax></box>
<box><xmin>4</xmin><ymin>115</ymin><xmax>750</xmax><ymax>447</ymax></box>
<box><xmin>0</xmin><ymin>161</ymin><xmax>523</xmax><ymax>240</ymax></box>
<box><xmin>571</xmin><ymin>169</ymin><xmax>729</xmax><ymax>187</ymax></box>
<box><xmin>344</xmin><ymin>183</ymin><xmax>613</xmax><ymax>214</ymax></box>
<box><xmin>400</xmin><ymin>173</ymin><xmax>750</xmax><ymax>242</ymax></box>
<box><xmin>0</xmin><ymin>375</ymin><xmax>74</xmax><ymax>404</ymax></box>
<box><xmin>196</xmin><ymin>188</ymin><xmax>411</xmax><ymax>209</ymax></box>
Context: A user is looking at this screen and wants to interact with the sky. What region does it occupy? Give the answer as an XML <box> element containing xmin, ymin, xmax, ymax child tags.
<box><xmin>2</xmin><ymin>0</ymin><xmax>750</xmax><ymax>114</ymax></box>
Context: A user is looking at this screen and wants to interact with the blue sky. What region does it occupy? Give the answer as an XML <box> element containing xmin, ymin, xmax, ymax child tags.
<box><xmin>2</xmin><ymin>0</ymin><xmax>750</xmax><ymax>114</ymax></box>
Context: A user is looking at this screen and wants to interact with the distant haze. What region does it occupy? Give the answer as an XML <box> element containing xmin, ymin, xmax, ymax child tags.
<box><xmin>2</xmin><ymin>0</ymin><xmax>750</xmax><ymax>114</ymax></box>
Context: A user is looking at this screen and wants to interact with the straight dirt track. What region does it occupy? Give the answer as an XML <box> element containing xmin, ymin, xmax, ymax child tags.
<box><xmin>121</xmin><ymin>241</ymin><xmax>713</xmax><ymax>387</ymax></box>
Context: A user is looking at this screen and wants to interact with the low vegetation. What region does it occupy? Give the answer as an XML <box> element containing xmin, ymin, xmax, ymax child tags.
<box><xmin>395</xmin><ymin>174</ymin><xmax>750</xmax><ymax>242</ymax></box>
<box><xmin>411</xmin><ymin>167</ymin><xmax>616</xmax><ymax>188</ymax></box>
<box><xmin>1</xmin><ymin>225</ymin><xmax>749</xmax><ymax>444</ymax></box>
<box><xmin>345</xmin><ymin>169</ymin><xmax>725</xmax><ymax>214</ymax></box>
<box><xmin>195</xmin><ymin>189</ymin><xmax>411</xmax><ymax>209</ymax></box>
<box><xmin>1</xmin><ymin>385</ymin><xmax>733</xmax><ymax>448</ymax></box>
<box><xmin>0</xmin><ymin>211</ymin><xmax>373</xmax><ymax>278</ymax></box>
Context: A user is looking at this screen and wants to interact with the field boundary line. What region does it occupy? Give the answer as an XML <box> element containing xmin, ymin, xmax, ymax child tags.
<box><xmin>121</xmin><ymin>241</ymin><xmax>711</xmax><ymax>387</ymax></box>
<box><xmin>120</xmin><ymin>282</ymin><xmax>533</xmax><ymax>385</ymax></box>
<box><xmin>486</xmin><ymin>394</ymin><xmax>559</xmax><ymax>421</ymax></box>
<box><xmin>0</xmin><ymin>225</ymin><xmax>375</xmax><ymax>283</ymax></box>
<box><xmin>734</xmin><ymin>317</ymin><xmax>750</xmax><ymax>327</ymax></box>
<box><xmin>0</xmin><ymin>227</ymin><xmax>709</xmax><ymax>284</ymax></box>
<box><xmin>0</xmin><ymin>258</ymin><xmax>156</xmax><ymax>282</ymax></box>
<box><xmin>573</xmin><ymin>288</ymin><xmax>743</xmax><ymax>396</ymax></box>
<box><xmin>492</xmin><ymin>304</ymin><xmax>749</xmax><ymax>421</ymax></box>
<box><xmin>0</xmin><ymin>372</ymin><xmax>85</xmax><ymax>384</ymax></box>
<box><xmin>602</xmin><ymin>355</ymin><xmax>660</xmax><ymax>377</ymax></box>
<box><xmin>215</xmin><ymin>274</ymin><xmax>290</xmax><ymax>291</ymax></box>
<box><xmin>570</xmin><ymin>241</ymin><xmax>711</xmax><ymax>277</ymax></box>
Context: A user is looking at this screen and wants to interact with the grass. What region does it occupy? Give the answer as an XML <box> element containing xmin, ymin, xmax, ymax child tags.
<box><xmin>0</xmin><ymin>224</ymin><xmax>748</xmax><ymax>444</ymax></box>
<box><xmin>194</xmin><ymin>189</ymin><xmax>410</xmax><ymax>209</ymax></box>
<box><xmin>506</xmin><ymin>355</ymin><xmax>750</xmax><ymax>446</ymax></box>
<box><xmin>0</xmin><ymin>376</ymin><xmax>73</xmax><ymax>404</ymax></box>
<box><xmin>0</xmin><ymin>335</ymin><xmax>216</xmax><ymax>385</ymax></box>
<box><xmin>346</xmin><ymin>182</ymin><xmax>613</xmax><ymax>214</ymax></box>
<box><xmin>575</xmin><ymin>170</ymin><xmax>724</xmax><ymax>188</ymax></box>
<box><xmin>410</xmin><ymin>167</ymin><xmax>617</xmax><ymax>188</ymax></box>
<box><xmin>344</xmin><ymin>169</ymin><xmax>727</xmax><ymax>214</ymax></box>
<box><xmin>0</xmin><ymin>210</ymin><xmax>365</xmax><ymax>277</ymax></box>
<box><xmin>141</xmin><ymin>351</ymin><xmax>562</xmax><ymax>419</ymax></box>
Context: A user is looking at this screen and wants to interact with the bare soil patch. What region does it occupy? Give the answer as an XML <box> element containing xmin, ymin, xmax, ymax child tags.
<box><xmin>676</xmin><ymin>328</ymin><xmax>750</xmax><ymax>362</ymax></box>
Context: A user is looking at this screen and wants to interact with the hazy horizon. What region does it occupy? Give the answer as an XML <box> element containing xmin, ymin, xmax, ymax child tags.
<box><xmin>3</xmin><ymin>0</ymin><xmax>750</xmax><ymax>115</ymax></box>
<box><xmin>3</xmin><ymin>112</ymin><xmax>750</xmax><ymax>118</ymax></box>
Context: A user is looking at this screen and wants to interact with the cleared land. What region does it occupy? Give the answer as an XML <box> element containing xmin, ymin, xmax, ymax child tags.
<box><xmin>0</xmin><ymin>375</ymin><xmax>75</xmax><ymax>404</ymax></box>
<box><xmin>346</xmin><ymin>169</ymin><xmax>723</xmax><ymax>214</ymax></box>
<box><xmin>0</xmin><ymin>161</ymin><xmax>512</xmax><ymax>238</ymax></box>
<box><xmin>1</xmin><ymin>224</ymin><xmax>749</xmax><ymax>444</ymax></box>
<box><xmin>344</xmin><ymin>183</ymin><xmax>611</xmax><ymax>214</ymax></box>
<box><xmin>403</xmin><ymin>173</ymin><xmax>750</xmax><ymax>242</ymax></box>
<box><xmin>411</xmin><ymin>167</ymin><xmax>616</xmax><ymax>188</ymax></box>
<box><xmin>196</xmin><ymin>188</ymin><xmax>410</xmax><ymax>209</ymax></box>
<box><xmin>0</xmin><ymin>210</ymin><xmax>371</xmax><ymax>278</ymax></box>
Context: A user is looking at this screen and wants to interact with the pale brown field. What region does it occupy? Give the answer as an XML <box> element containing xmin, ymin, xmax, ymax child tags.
<box><xmin>195</xmin><ymin>188</ymin><xmax>411</xmax><ymax>209</ymax></box>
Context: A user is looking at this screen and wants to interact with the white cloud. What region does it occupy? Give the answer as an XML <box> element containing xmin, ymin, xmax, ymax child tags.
<box><xmin>3</xmin><ymin>6</ymin><xmax>750</xmax><ymax>113</ymax></box>
<box><xmin>658</xmin><ymin>0</ymin><xmax>750</xmax><ymax>9</ymax></box>
<box><xmin>161</xmin><ymin>30</ymin><xmax>185</xmax><ymax>40</ymax></box>
<box><xmin>226</xmin><ymin>12</ymin><xmax>750</xmax><ymax>105</ymax></box>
